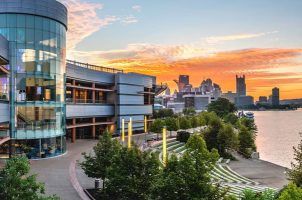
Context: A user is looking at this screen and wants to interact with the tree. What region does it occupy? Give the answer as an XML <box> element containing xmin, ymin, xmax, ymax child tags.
<box><xmin>80</xmin><ymin>130</ymin><xmax>121</xmax><ymax>189</ymax></box>
<box><xmin>150</xmin><ymin>118</ymin><xmax>165</xmax><ymax>133</ymax></box>
<box><xmin>198</xmin><ymin>111</ymin><xmax>218</xmax><ymax>126</ymax></box>
<box><xmin>179</xmin><ymin>117</ymin><xmax>192</xmax><ymax>130</ymax></box>
<box><xmin>241</xmin><ymin>189</ymin><xmax>276</xmax><ymax>200</ymax></box>
<box><xmin>183</xmin><ymin>107</ymin><xmax>196</xmax><ymax>116</ymax></box>
<box><xmin>238</xmin><ymin>126</ymin><xmax>256</xmax><ymax>158</ymax></box>
<box><xmin>0</xmin><ymin>156</ymin><xmax>59</xmax><ymax>200</ymax></box>
<box><xmin>191</xmin><ymin>115</ymin><xmax>200</xmax><ymax>128</ymax></box>
<box><xmin>277</xmin><ymin>183</ymin><xmax>302</xmax><ymax>200</ymax></box>
<box><xmin>165</xmin><ymin>117</ymin><xmax>179</xmax><ymax>137</ymax></box>
<box><xmin>151</xmin><ymin>134</ymin><xmax>227</xmax><ymax>200</ymax></box>
<box><xmin>224</xmin><ymin>113</ymin><xmax>239</xmax><ymax>125</ymax></box>
<box><xmin>288</xmin><ymin>133</ymin><xmax>302</xmax><ymax>187</ymax></box>
<box><xmin>153</xmin><ymin>109</ymin><xmax>174</xmax><ymax>119</ymax></box>
<box><xmin>105</xmin><ymin>146</ymin><xmax>160</xmax><ymax>200</ymax></box>
<box><xmin>176</xmin><ymin>131</ymin><xmax>191</xmax><ymax>143</ymax></box>
<box><xmin>238</xmin><ymin>117</ymin><xmax>257</xmax><ymax>132</ymax></box>
<box><xmin>208</xmin><ymin>98</ymin><xmax>237</xmax><ymax>118</ymax></box>
<box><xmin>203</xmin><ymin>114</ymin><xmax>223</xmax><ymax>152</ymax></box>
<box><xmin>218</xmin><ymin>123</ymin><xmax>239</xmax><ymax>156</ymax></box>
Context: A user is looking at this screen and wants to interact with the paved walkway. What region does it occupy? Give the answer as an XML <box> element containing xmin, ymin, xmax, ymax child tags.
<box><xmin>30</xmin><ymin>140</ymin><xmax>97</xmax><ymax>200</ymax></box>
<box><xmin>229</xmin><ymin>152</ymin><xmax>288</xmax><ymax>189</ymax></box>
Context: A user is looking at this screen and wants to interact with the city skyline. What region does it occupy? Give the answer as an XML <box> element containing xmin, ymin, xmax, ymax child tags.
<box><xmin>59</xmin><ymin>0</ymin><xmax>302</xmax><ymax>99</ymax></box>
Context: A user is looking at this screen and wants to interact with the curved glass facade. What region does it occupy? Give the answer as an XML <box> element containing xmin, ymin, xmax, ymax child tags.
<box><xmin>0</xmin><ymin>13</ymin><xmax>67</xmax><ymax>158</ymax></box>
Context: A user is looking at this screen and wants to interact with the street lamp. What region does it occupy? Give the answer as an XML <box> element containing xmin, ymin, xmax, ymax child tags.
<box><xmin>121</xmin><ymin>118</ymin><xmax>125</xmax><ymax>144</ymax></box>
<box><xmin>128</xmin><ymin>118</ymin><xmax>132</xmax><ymax>148</ymax></box>
<box><xmin>162</xmin><ymin>126</ymin><xmax>167</xmax><ymax>166</ymax></box>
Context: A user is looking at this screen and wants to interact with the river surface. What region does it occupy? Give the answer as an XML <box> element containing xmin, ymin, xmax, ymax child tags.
<box><xmin>254</xmin><ymin>109</ymin><xmax>302</xmax><ymax>168</ymax></box>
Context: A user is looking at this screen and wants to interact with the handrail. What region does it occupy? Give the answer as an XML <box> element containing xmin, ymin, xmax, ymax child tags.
<box><xmin>67</xmin><ymin>60</ymin><xmax>123</xmax><ymax>74</ymax></box>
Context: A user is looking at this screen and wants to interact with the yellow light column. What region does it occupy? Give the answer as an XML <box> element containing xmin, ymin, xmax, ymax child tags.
<box><xmin>121</xmin><ymin>119</ymin><xmax>125</xmax><ymax>143</ymax></box>
<box><xmin>128</xmin><ymin>118</ymin><xmax>132</xmax><ymax>148</ymax></box>
<box><xmin>162</xmin><ymin>127</ymin><xmax>167</xmax><ymax>166</ymax></box>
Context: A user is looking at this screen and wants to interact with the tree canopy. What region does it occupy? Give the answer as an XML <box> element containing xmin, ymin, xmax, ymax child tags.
<box><xmin>0</xmin><ymin>156</ymin><xmax>59</xmax><ymax>200</ymax></box>
<box><xmin>288</xmin><ymin>133</ymin><xmax>302</xmax><ymax>187</ymax></box>
<box><xmin>208</xmin><ymin>98</ymin><xmax>237</xmax><ymax>118</ymax></box>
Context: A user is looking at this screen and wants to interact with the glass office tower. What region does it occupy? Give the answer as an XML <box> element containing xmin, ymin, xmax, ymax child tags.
<box><xmin>0</xmin><ymin>0</ymin><xmax>68</xmax><ymax>158</ymax></box>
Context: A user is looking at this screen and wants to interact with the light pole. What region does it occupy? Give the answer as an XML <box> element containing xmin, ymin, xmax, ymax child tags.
<box><xmin>162</xmin><ymin>126</ymin><xmax>167</xmax><ymax>166</ymax></box>
<box><xmin>144</xmin><ymin>116</ymin><xmax>147</xmax><ymax>143</ymax></box>
<box><xmin>121</xmin><ymin>118</ymin><xmax>125</xmax><ymax>144</ymax></box>
<box><xmin>128</xmin><ymin>118</ymin><xmax>132</xmax><ymax>148</ymax></box>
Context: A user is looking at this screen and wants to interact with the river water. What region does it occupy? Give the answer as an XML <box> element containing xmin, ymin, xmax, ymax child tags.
<box><xmin>254</xmin><ymin>109</ymin><xmax>302</xmax><ymax>168</ymax></box>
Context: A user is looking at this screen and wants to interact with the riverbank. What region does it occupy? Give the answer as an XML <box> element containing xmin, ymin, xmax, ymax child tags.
<box><xmin>229</xmin><ymin>152</ymin><xmax>288</xmax><ymax>189</ymax></box>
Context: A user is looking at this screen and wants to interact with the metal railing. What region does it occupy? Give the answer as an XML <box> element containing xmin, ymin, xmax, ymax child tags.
<box><xmin>17</xmin><ymin>122</ymin><xmax>58</xmax><ymax>131</ymax></box>
<box><xmin>66</xmin><ymin>98</ymin><xmax>107</xmax><ymax>104</ymax></box>
<box><xmin>67</xmin><ymin>60</ymin><xmax>123</xmax><ymax>74</ymax></box>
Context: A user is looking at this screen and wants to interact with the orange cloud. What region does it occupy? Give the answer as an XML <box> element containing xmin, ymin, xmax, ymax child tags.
<box><xmin>73</xmin><ymin>45</ymin><xmax>302</xmax><ymax>99</ymax></box>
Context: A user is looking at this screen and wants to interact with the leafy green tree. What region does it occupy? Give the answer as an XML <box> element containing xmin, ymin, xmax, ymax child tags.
<box><xmin>208</xmin><ymin>98</ymin><xmax>237</xmax><ymax>118</ymax></box>
<box><xmin>165</xmin><ymin>117</ymin><xmax>179</xmax><ymax>137</ymax></box>
<box><xmin>238</xmin><ymin>117</ymin><xmax>257</xmax><ymax>132</ymax></box>
<box><xmin>238</xmin><ymin>126</ymin><xmax>256</xmax><ymax>158</ymax></box>
<box><xmin>183</xmin><ymin>107</ymin><xmax>196</xmax><ymax>116</ymax></box>
<box><xmin>198</xmin><ymin>111</ymin><xmax>218</xmax><ymax>126</ymax></box>
<box><xmin>0</xmin><ymin>156</ymin><xmax>59</xmax><ymax>200</ymax></box>
<box><xmin>203</xmin><ymin>114</ymin><xmax>223</xmax><ymax>151</ymax></box>
<box><xmin>288</xmin><ymin>134</ymin><xmax>302</xmax><ymax>187</ymax></box>
<box><xmin>191</xmin><ymin>115</ymin><xmax>200</xmax><ymax>128</ymax></box>
<box><xmin>277</xmin><ymin>183</ymin><xmax>302</xmax><ymax>200</ymax></box>
<box><xmin>224</xmin><ymin>113</ymin><xmax>239</xmax><ymax>125</ymax></box>
<box><xmin>80</xmin><ymin>130</ymin><xmax>121</xmax><ymax>189</ymax></box>
<box><xmin>152</xmin><ymin>134</ymin><xmax>226</xmax><ymax>200</ymax></box>
<box><xmin>105</xmin><ymin>146</ymin><xmax>160</xmax><ymax>200</ymax></box>
<box><xmin>153</xmin><ymin>109</ymin><xmax>174</xmax><ymax>119</ymax></box>
<box><xmin>218</xmin><ymin>123</ymin><xmax>239</xmax><ymax>156</ymax></box>
<box><xmin>176</xmin><ymin>131</ymin><xmax>191</xmax><ymax>143</ymax></box>
<box><xmin>179</xmin><ymin>116</ymin><xmax>192</xmax><ymax>130</ymax></box>
<box><xmin>241</xmin><ymin>189</ymin><xmax>276</xmax><ymax>200</ymax></box>
<box><xmin>150</xmin><ymin>118</ymin><xmax>165</xmax><ymax>133</ymax></box>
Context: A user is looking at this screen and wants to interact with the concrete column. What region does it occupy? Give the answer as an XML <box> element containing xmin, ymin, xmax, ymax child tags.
<box><xmin>72</xmin><ymin>118</ymin><xmax>76</xmax><ymax>143</ymax></box>
<box><xmin>92</xmin><ymin>83</ymin><xmax>96</xmax><ymax>104</ymax></box>
<box><xmin>72</xmin><ymin>80</ymin><xmax>76</xmax><ymax>104</ymax></box>
<box><xmin>92</xmin><ymin>117</ymin><xmax>96</xmax><ymax>139</ymax></box>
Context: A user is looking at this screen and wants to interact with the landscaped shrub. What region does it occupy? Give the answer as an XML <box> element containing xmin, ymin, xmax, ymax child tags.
<box><xmin>176</xmin><ymin>131</ymin><xmax>191</xmax><ymax>143</ymax></box>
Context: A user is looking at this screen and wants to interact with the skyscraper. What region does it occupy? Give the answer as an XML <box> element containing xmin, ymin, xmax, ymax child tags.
<box><xmin>272</xmin><ymin>87</ymin><xmax>280</xmax><ymax>106</ymax></box>
<box><xmin>178</xmin><ymin>75</ymin><xmax>189</xmax><ymax>92</ymax></box>
<box><xmin>236</xmin><ymin>75</ymin><xmax>246</xmax><ymax>96</ymax></box>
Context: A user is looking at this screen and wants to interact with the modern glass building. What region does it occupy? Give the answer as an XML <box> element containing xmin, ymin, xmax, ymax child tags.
<box><xmin>0</xmin><ymin>0</ymin><xmax>67</xmax><ymax>158</ymax></box>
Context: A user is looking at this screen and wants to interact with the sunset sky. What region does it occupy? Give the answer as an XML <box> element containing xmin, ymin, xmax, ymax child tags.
<box><xmin>59</xmin><ymin>0</ymin><xmax>302</xmax><ymax>100</ymax></box>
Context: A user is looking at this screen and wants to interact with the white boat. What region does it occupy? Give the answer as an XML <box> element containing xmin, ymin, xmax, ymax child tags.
<box><xmin>244</xmin><ymin>112</ymin><xmax>254</xmax><ymax>119</ymax></box>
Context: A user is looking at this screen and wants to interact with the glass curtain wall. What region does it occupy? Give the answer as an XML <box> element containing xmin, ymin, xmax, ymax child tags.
<box><xmin>0</xmin><ymin>14</ymin><xmax>66</xmax><ymax>158</ymax></box>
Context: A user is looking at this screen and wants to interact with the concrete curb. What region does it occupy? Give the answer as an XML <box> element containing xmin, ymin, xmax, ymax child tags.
<box><xmin>69</xmin><ymin>155</ymin><xmax>90</xmax><ymax>200</ymax></box>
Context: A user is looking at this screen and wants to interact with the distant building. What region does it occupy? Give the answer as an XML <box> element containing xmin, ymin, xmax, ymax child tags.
<box><xmin>221</xmin><ymin>91</ymin><xmax>237</xmax><ymax>103</ymax></box>
<box><xmin>272</xmin><ymin>87</ymin><xmax>280</xmax><ymax>106</ymax></box>
<box><xmin>258</xmin><ymin>96</ymin><xmax>268</xmax><ymax>103</ymax></box>
<box><xmin>183</xmin><ymin>94</ymin><xmax>211</xmax><ymax>112</ymax></box>
<box><xmin>235</xmin><ymin>96</ymin><xmax>254</xmax><ymax>107</ymax></box>
<box><xmin>167</xmin><ymin>102</ymin><xmax>185</xmax><ymax>113</ymax></box>
<box><xmin>236</xmin><ymin>75</ymin><xmax>246</xmax><ymax>96</ymax></box>
<box><xmin>268</xmin><ymin>95</ymin><xmax>273</xmax><ymax>104</ymax></box>
<box><xmin>178</xmin><ymin>75</ymin><xmax>190</xmax><ymax>92</ymax></box>
<box><xmin>280</xmin><ymin>98</ymin><xmax>302</xmax><ymax>106</ymax></box>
